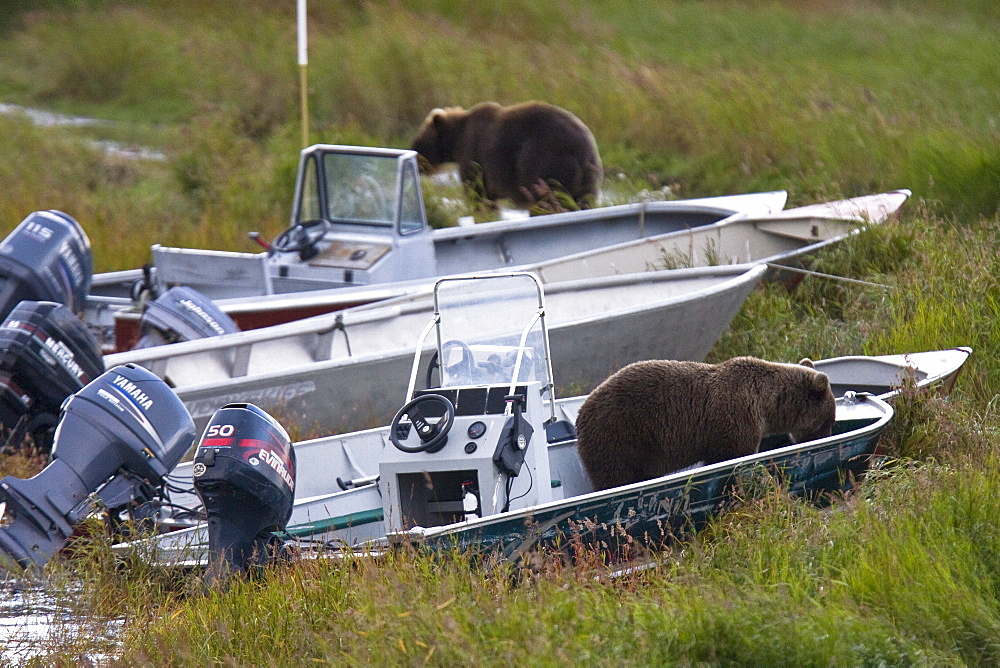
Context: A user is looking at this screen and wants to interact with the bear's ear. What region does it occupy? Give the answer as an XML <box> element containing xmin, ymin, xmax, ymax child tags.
<box><xmin>798</xmin><ymin>358</ymin><xmax>815</xmax><ymax>369</ymax></box>
<box><xmin>431</xmin><ymin>108</ymin><xmax>447</xmax><ymax>128</ymax></box>
<box><xmin>811</xmin><ymin>371</ymin><xmax>830</xmax><ymax>393</ymax></box>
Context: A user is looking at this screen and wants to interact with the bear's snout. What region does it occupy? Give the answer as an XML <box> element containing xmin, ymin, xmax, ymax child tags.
<box><xmin>792</xmin><ymin>414</ymin><xmax>836</xmax><ymax>444</ymax></box>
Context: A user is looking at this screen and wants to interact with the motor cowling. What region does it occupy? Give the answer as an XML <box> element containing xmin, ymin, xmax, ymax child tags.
<box><xmin>0</xmin><ymin>300</ymin><xmax>105</xmax><ymax>451</ymax></box>
<box><xmin>0</xmin><ymin>364</ymin><xmax>196</xmax><ymax>571</ymax></box>
<box><xmin>193</xmin><ymin>404</ymin><xmax>295</xmax><ymax>579</ymax></box>
<box><xmin>133</xmin><ymin>286</ymin><xmax>240</xmax><ymax>349</ymax></box>
<box><xmin>0</xmin><ymin>210</ymin><xmax>93</xmax><ymax>319</ymax></box>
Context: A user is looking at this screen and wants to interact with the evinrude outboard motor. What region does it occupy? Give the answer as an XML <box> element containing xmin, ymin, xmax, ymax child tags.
<box><xmin>0</xmin><ymin>364</ymin><xmax>195</xmax><ymax>571</ymax></box>
<box><xmin>192</xmin><ymin>403</ymin><xmax>295</xmax><ymax>581</ymax></box>
<box><xmin>0</xmin><ymin>301</ymin><xmax>105</xmax><ymax>451</ymax></box>
<box><xmin>0</xmin><ymin>210</ymin><xmax>93</xmax><ymax>319</ymax></box>
<box><xmin>133</xmin><ymin>286</ymin><xmax>240</xmax><ymax>349</ymax></box>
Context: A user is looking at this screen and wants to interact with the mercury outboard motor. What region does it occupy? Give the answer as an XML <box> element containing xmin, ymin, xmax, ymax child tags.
<box><xmin>193</xmin><ymin>403</ymin><xmax>295</xmax><ymax>581</ymax></box>
<box><xmin>0</xmin><ymin>364</ymin><xmax>195</xmax><ymax>571</ymax></box>
<box><xmin>0</xmin><ymin>301</ymin><xmax>105</xmax><ymax>451</ymax></box>
<box><xmin>0</xmin><ymin>210</ymin><xmax>92</xmax><ymax>319</ymax></box>
<box><xmin>133</xmin><ymin>286</ymin><xmax>240</xmax><ymax>349</ymax></box>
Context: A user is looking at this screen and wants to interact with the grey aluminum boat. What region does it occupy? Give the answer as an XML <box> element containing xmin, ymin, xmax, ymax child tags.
<box><xmin>87</xmin><ymin>144</ymin><xmax>787</xmax><ymax>349</ymax></box>
<box><xmin>524</xmin><ymin>189</ymin><xmax>912</xmax><ymax>284</ymax></box>
<box><xmin>106</xmin><ymin>264</ymin><xmax>769</xmax><ymax>435</ymax></box>
<box><xmin>814</xmin><ymin>347</ymin><xmax>972</xmax><ymax>400</ymax></box>
<box><xmin>104</xmin><ymin>187</ymin><xmax>907</xmax><ymax>351</ymax></box>
<box><xmin>102</xmin><ymin>189</ymin><xmax>911</xmax><ymax>435</ymax></box>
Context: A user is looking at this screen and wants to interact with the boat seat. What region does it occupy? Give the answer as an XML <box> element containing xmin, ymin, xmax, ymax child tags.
<box><xmin>545</xmin><ymin>419</ymin><xmax>577</xmax><ymax>443</ymax></box>
<box><xmin>152</xmin><ymin>244</ymin><xmax>274</xmax><ymax>299</ymax></box>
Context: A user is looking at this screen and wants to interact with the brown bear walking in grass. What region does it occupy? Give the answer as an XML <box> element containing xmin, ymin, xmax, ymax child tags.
<box><xmin>575</xmin><ymin>357</ymin><xmax>837</xmax><ymax>491</ymax></box>
<box><xmin>411</xmin><ymin>101</ymin><xmax>603</xmax><ymax>212</ymax></box>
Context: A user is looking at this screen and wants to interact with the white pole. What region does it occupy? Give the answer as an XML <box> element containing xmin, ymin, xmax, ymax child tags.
<box><xmin>297</xmin><ymin>0</ymin><xmax>309</xmax><ymax>148</ymax></box>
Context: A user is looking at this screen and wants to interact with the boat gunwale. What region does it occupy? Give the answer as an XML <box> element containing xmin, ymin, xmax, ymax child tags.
<box><xmin>428</xmin><ymin>197</ymin><xmax>780</xmax><ymax>241</ymax></box>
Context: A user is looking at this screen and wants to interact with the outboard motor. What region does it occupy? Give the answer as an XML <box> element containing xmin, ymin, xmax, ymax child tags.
<box><xmin>192</xmin><ymin>404</ymin><xmax>295</xmax><ymax>581</ymax></box>
<box><xmin>133</xmin><ymin>286</ymin><xmax>240</xmax><ymax>349</ymax></box>
<box><xmin>0</xmin><ymin>301</ymin><xmax>105</xmax><ymax>451</ymax></box>
<box><xmin>0</xmin><ymin>210</ymin><xmax>93</xmax><ymax>319</ymax></box>
<box><xmin>0</xmin><ymin>364</ymin><xmax>195</xmax><ymax>571</ymax></box>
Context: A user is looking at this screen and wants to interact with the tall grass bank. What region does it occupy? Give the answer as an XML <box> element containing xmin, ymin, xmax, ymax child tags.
<box><xmin>0</xmin><ymin>1</ymin><xmax>999</xmax><ymax>664</ymax></box>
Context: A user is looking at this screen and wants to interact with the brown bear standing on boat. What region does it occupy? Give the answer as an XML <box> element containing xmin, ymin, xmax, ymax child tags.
<box><xmin>410</xmin><ymin>101</ymin><xmax>603</xmax><ymax>211</ymax></box>
<box><xmin>575</xmin><ymin>357</ymin><xmax>837</xmax><ymax>491</ymax></box>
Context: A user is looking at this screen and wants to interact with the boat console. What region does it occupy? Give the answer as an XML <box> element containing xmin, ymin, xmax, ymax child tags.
<box><xmin>375</xmin><ymin>272</ymin><xmax>560</xmax><ymax>535</ymax></box>
<box><xmin>150</xmin><ymin>146</ymin><xmax>435</xmax><ymax>299</ymax></box>
<box><xmin>379</xmin><ymin>382</ymin><xmax>554</xmax><ymax>533</ymax></box>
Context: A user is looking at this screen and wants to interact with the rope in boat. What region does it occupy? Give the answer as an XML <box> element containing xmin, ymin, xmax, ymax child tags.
<box><xmin>316</xmin><ymin>313</ymin><xmax>350</xmax><ymax>357</ymax></box>
<box><xmin>766</xmin><ymin>263</ymin><xmax>895</xmax><ymax>290</ymax></box>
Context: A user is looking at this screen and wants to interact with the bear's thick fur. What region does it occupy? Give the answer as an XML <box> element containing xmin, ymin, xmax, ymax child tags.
<box><xmin>575</xmin><ymin>357</ymin><xmax>837</xmax><ymax>491</ymax></box>
<box><xmin>411</xmin><ymin>101</ymin><xmax>603</xmax><ymax>210</ymax></box>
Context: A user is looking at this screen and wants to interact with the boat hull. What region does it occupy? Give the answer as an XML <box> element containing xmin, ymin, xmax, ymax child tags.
<box><xmin>406</xmin><ymin>398</ymin><xmax>892</xmax><ymax>563</ymax></box>
<box><xmin>135</xmin><ymin>394</ymin><xmax>892</xmax><ymax>565</ymax></box>
<box><xmin>92</xmin><ymin>193</ymin><xmax>787</xmax><ymax>350</ymax></box>
<box><xmin>111</xmin><ymin>265</ymin><xmax>768</xmax><ymax>435</ymax></box>
<box><xmin>814</xmin><ymin>347</ymin><xmax>972</xmax><ymax>400</ymax></box>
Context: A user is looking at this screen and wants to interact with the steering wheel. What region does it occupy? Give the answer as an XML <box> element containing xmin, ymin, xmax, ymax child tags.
<box><xmin>485</xmin><ymin>350</ymin><xmax>534</xmax><ymax>379</ymax></box>
<box><xmin>271</xmin><ymin>218</ymin><xmax>330</xmax><ymax>257</ymax></box>
<box><xmin>424</xmin><ymin>341</ymin><xmax>474</xmax><ymax>388</ymax></box>
<box><xmin>441</xmin><ymin>339</ymin><xmax>475</xmax><ymax>382</ymax></box>
<box><xmin>390</xmin><ymin>394</ymin><xmax>455</xmax><ymax>454</ymax></box>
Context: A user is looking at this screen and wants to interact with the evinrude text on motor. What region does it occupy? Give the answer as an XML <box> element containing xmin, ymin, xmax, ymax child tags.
<box><xmin>0</xmin><ymin>300</ymin><xmax>104</xmax><ymax>451</ymax></box>
<box><xmin>0</xmin><ymin>364</ymin><xmax>195</xmax><ymax>571</ymax></box>
<box><xmin>0</xmin><ymin>210</ymin><xmax>92</xmax><ymax>319</ymax></box>
<box><xmin>133</xmin><ymin>286</ymin><xmax>240</xmax><ymax>349</ymax></box>
<box><xmin>192</xmin><ymin>403</ymin><xmax>296</xmax><ymax>582</ymax></box>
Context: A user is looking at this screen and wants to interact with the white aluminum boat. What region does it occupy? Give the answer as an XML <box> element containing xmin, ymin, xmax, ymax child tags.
<box><xmin>123</xmin><ymin>273</ymin><xmax>911</xmax><ymax>565</ymax></box>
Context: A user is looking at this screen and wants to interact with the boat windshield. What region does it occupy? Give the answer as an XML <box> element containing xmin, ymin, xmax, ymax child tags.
<box><xmin>321</xmin><ymin>152</ymin><xmax>398</xmax><ymax>226</ymax></box>
<box><xmin>433</xmin><ymin>274</ymin><xmax>553</xmax><ymax>398</ymax></box>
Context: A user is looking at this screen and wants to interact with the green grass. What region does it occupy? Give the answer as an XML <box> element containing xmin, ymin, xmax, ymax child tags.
<box><xmin>28</xmin><ymin>439</ymin><xmax>1000</xmax><ymax>665</ymax></box>
<box><xmin>1</xmin><ymin>0</ymin><xmax>1000</xmax><ymax>665</ymax></box>
<box><xmin>0</xmin><ymin>0</ymin><xmax>997</xmax><ymax>269</ymax></box>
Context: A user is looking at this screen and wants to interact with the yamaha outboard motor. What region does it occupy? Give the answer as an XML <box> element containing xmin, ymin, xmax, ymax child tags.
<box><xmin>0</xmin><ymin>301</ymin><xmax>105</xmax><ymax>451</ymax></box>
<box><xmin>0</xmin><ymin>210</ymin><xmax>93</xmax><ymax>319</ymax></box>
<box><xmin>133</xmin><ymin>286</ymin><xmax>240</xmax><ymax>349</ymax></box>
<box><xmin>192</xmin><ymin>403</ymin><xmax>295</xmax><ymax>581</ymax></box>
<box><xmin>0</xmin><ymin>364</ymin><xmax>195</xmax><ymax>571</ymax></box>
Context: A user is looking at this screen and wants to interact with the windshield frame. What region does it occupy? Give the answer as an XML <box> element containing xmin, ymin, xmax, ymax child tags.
<box><xmin>291</xmin><ymin>145</ymin><xmax>426</xmax><ymax>235</ymax></box>
<box><xmin>402</xmin><ymin>273</ymin><xmax>557</xmax><ymax>422</ymax></box>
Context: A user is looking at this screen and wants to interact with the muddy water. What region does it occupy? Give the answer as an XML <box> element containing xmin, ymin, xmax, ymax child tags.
<box><xmin>1</xmin><ymin>579</ymin><xmax>122</xmax><ymax>663</ymax></box>
<box><xmin>0</xmin><ymin>102</ymin><xmax>165</xmax><ymax>161</ymax></box>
